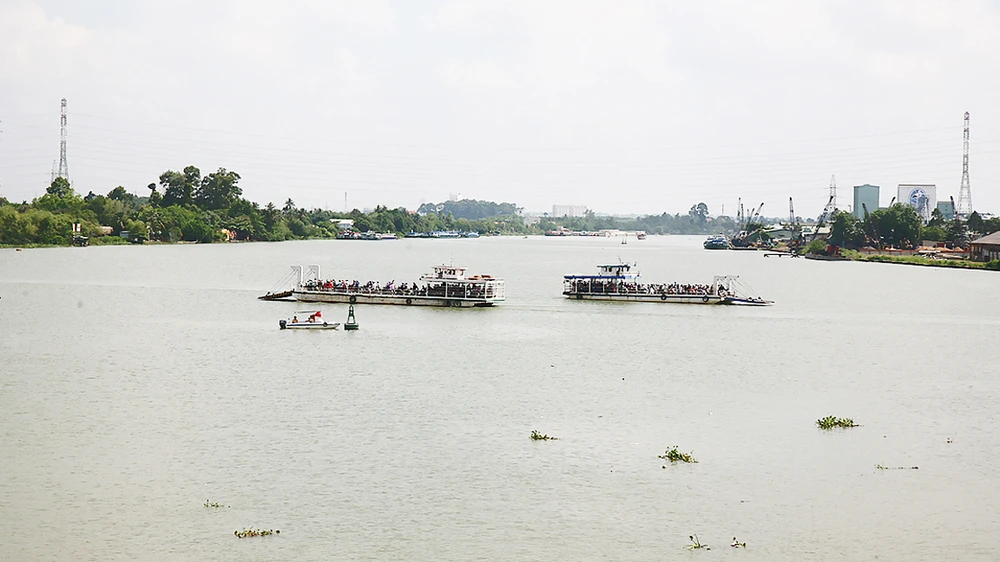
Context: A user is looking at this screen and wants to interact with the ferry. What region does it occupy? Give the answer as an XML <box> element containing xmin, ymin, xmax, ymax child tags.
<box><xmin>337</xmin><ymin>231</ymin><xmax>398</xmax><ymax>240</ymax></box>
<box><xmin>563</xmin><ymin>263</ymin><xmax>772</xmax><ymax>305</ymax></box>
<box><xmin>278</xmin><ymin>264</ymin><xmax>505</xmax><ymax>307</ymax></box>
<box><xmin>402</xmin><ymin>231</ymin><xmax>480</xmax><ymax>239</ymax></box>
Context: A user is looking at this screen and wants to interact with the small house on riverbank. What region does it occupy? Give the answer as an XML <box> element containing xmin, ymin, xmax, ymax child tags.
<box><xmin>969</xmin><ymin>232</ymin><xmax>1000</xmax><ymax>261</ymax></box>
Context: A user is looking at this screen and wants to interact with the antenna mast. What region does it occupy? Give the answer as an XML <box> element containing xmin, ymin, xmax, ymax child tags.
<box><xmin>57</xmin><ymin>98</ymin><xmax>69</xmax><ymax>181</ymax></box>
<box><xmin>957</xmin><ymin>111</ymin><xmax>972</xmax><ymax>217</ymax></box>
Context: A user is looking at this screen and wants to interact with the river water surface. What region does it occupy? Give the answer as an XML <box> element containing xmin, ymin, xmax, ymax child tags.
<box><xmin>2</xmin><ymin>236</ymin><xmax>999</xmax><ymax>561</ymax></box>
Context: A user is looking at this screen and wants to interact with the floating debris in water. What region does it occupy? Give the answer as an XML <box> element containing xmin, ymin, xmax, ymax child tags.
<box><xmin>816</xmin><ymin>415</ymin><xmax>858</xmax><ymax>429</ymax></box>
<box><xmin>659</xmin><ymin>446</ymin><xmax>698</xmax><ymax>464</ymax></box>
<box><xmin>530</xmin><ymin>430</ymin><xmax>558</xmax><ymax>441</ymax></box>
<box><xmin>235</xmin><ymin>528</ymin><xmax>279</xmax><ymax>538</ymax></box>
<box><xmin>731</xmin><ymin>537</ymin><xmax>747</xmax><ymax>548</ymax></box>
<box><xmin>687</xmin><ymin>535</ymin><xmax>710</xmax><ymax>550</ymax></box>
<box><xmin>876</xmin><ymin>465</ymin><xmax>919</xmax><ymax>470</ymax></box>
<box><xmin>204</xmin><ymin>500</ymin><xmax>227</xmax><ymax>508</ymax></box>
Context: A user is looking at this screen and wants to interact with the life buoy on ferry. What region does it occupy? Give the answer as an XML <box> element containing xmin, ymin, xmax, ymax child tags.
<box><xmin>660</xmin><ymin>294</ymin><xmax>667</xmax><ymax>301</ymax></box>
<box><xmin>406</xmin><ymin>298</ymin><xmax>412</xmax><ymax>305</ymax></box>
<box><xmin>702</xmin><ymin>296</ymin><xmax>710</xmax><ymax>303</ymax></box>
<box><xmin>349</xmin><ymin>296</ymin><xmax>357</xmax><ymax>304</ymax></box>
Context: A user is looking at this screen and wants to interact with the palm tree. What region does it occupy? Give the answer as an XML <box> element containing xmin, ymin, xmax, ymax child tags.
<box><xmin>264</xmin><ymin>202</ymin><xmax>279</xmax><ymax>229</ymax></box>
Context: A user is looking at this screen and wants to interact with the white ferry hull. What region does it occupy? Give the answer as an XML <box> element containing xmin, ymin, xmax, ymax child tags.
<box><xmin>562</xmin><ymin>264</ymin><xmax>772</xmax><ymax>306</ymax></box>
<box><xmin>292</xmin><ymin>290</ymin><xmax>500</xmax><ymax>307</ymax></box>
<box><xmin>564</xmin><ymin>292</ymin><xmax>723</xmax><ymax>304</ymax></box>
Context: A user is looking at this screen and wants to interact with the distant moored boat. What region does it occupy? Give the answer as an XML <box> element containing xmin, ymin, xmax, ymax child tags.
<box><xmin>703</xmin><ymin>235</ymin><xmax>729</xmax><ymax>250</ymax></box>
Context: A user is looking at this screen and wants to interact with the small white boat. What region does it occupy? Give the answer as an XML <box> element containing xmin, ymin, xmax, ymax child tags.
<box><xmin>279</xmin><ymin>310</ymin><xmax>340</xmax><ymax>330</ymax></box>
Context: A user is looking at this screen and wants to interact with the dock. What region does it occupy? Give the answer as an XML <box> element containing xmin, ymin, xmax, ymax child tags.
<box><xmin>763</xmin><ymin>252</ymin><xmax>798</xmax><ymax>258</ymax></box>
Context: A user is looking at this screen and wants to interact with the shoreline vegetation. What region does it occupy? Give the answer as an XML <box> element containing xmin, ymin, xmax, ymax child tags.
<box><xmin>840</xmin><ymin>249</ymin><xmax>1000</xmax><ymax>271</ymax></box>
<box><xmin>796</xmin><ymin>206</ymin><xmax>1000</xmax><ymax>272</ymax></box>
<box><xmin>0</xmin><ymin>167</ymin><xmax>742</xmax><ymax>247</ymax></box>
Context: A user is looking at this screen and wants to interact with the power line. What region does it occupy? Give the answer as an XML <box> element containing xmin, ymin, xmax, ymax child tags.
<box><xmin>68</xmin><ymin>111</ymin><xmax>962</xmax><ymax>152</ymax></box>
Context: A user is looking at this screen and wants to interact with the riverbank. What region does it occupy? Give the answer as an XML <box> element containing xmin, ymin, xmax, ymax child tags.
<box><xmin>841</xmin><ymin>249</ymin><xmax>1000</xmax><ymax>271</ymax></box>
<box><xmin>0</xmin><ymin>237</ymin><xmax>132</xmax><ymax>249</ymax></box>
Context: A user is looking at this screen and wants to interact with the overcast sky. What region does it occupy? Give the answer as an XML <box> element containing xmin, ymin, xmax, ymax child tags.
<box><xmin>1</xmin><ymin>0</ymin><xmax>998</xmax><ymax>217</ymax></box>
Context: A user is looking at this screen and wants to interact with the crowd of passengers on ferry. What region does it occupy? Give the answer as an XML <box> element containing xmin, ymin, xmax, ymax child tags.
<box><xmin>302</xmin><ymin>279</ymin><xmax>494</xmax><ymax>299</ymax></box>
<box><xmin>566</xmin><ymin>280</ymin><xmax>728</xmax><ymax>296</ymax></box>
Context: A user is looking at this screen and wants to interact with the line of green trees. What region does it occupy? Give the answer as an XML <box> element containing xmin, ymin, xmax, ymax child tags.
<box><xmin>415</xmin><ymin>199</ymin><xmax>740</xmax><ymax>235</ymax></box>
<box><xmin>0</xmin><ymin>174</ymin><xmax>745</xmax><ymax>247</ymax></box>
<box><xmin>417</xmin><ymin>199</ymin><xmax>521</xmax><ymax>220</ymax></box>
<box><xmin>825</xmin><ymin>204</ymin><xmax>1000</xmax><ymax>250</ymax></box>
<box><xmin>0</xmin><ymin>170</ymin><xmax>542</xmax><ymax>246</ymax></box>
<box><xmin>533</xmin><ymin>207</ymin><xmax>739</xmax><ymax>235</ymax></box>
<box><xmin>6</xmin><ymin>170</ymin><xmax>996</xmax><ymax>247</ymax></box>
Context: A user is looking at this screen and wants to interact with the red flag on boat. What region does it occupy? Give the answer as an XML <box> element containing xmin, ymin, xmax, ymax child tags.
<box><xmin>314</xmin><ymin>311</ymin><xmax>321</xmax><ymax>317</ymax></box>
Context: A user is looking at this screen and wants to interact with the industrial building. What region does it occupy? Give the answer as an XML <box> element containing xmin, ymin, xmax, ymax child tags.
<box><xmin>936</xmin><ymin>200</ymin><xmax>955</xmax><ymax>221</ymax></box>
<box><xmin>552</xmin><ymin>205</ymin><xmax>588</xmax><ymax>217</ymax></box>
<box><xmin>897</xmin><ymin>184</ymin><xmax>937</xmax><ymax>222</ymax></box>
<box><xmin>853</xmin><ymin>184</ymin><xmax>880</xmax><ymax>219</ymax></box>
<box><xmin>969</xmin><ymin>232</ymin><xmax>1000</xmax><ymax>262</ymax></box>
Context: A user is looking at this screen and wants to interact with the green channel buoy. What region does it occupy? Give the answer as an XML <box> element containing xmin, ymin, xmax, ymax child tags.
<box><xmin>344</xmin><ymin>304</ymin><xmax>359</xmax><ymax>330</ymax></box>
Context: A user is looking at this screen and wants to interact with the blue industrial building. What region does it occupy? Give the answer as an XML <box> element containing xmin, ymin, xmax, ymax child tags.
<box><xmin>936</xmin><ymin>200</ymin><xmax>955</xmax><ymax>220</ymax></box>
<box><xmin>853</xmin><ymin>184</ymin><xmax>880</xmax><ymax>219</ymax></box>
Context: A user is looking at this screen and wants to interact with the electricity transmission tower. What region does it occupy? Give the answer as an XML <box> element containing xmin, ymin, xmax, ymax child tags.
<box><xmin>57</xmin><ymin>98</ymin><xmax>69</xmax><ymax>181</ymax></box>
<box><xmin>957</xmin><ymin>111</ymin><xmax>972</xmax><ymax>217</ymax></box>
<box><xmin>819</xmin><ymin>175</ymin><xmax>837</xmax><ymax>223</ymax></box>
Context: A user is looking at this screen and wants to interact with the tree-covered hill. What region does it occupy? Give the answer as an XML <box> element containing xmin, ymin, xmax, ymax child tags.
<box><xmin>416</xmin><ymin>199</ymin><xmax>521</xmax><ymax>220</ymax></box>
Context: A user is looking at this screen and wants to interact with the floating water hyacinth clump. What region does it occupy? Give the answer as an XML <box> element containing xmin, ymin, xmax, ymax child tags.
<box><xmin>687</xmin><ymin>535</ymin><xmax>709</xmax><ymax>550</ymax></box>
<box><xmin>235</xmin><ymin>528</ymin><xmax>279</xmax><ymax>538</ymax></box>
<box><xmin>816</xmin><ymin>415</ymin><xmax>858</xmax><ymax>430</ymax></box>
<box><xmin>530</xmin><ymin>430</ymin><xmax>558</xmax><ymax>441</ymax></box>
<box><xmin>659</xmin><ymin>446</ymin><xmax>697</xmax><ymax>464</ymax></box>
